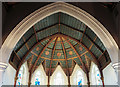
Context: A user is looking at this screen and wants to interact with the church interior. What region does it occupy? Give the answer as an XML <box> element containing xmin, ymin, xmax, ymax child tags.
<box><xmin>0</xmin><ymin>2</ymin><xmax>120</xmax><ymax>87</ymax></box>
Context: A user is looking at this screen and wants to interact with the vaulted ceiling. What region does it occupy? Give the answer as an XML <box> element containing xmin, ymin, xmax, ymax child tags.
<box><xmin>9</xmin><ymin>12</ymin><xmax>111</xmax><ymax>76</ymax></box>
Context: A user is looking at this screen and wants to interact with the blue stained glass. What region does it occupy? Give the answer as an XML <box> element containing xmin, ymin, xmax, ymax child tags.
<box><xmin>35</xmin><ymin>78</ymin><xmax>40</xmax><ymax>85</ymax></box>
<box><xmin>97</xmin><ymin>74</ymin><xmax>99</xmax><ymax>76</ymax></box>
<box><xmin>78</xmin><ymin>79</ymin><xmax>82</xmax><ymax>87</ymax></box>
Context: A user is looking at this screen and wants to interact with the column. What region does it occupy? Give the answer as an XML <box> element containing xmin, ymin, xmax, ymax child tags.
<box><xmin>99</xmin><ymin>69</ymin><xmax>104</xmax><ymax>87</ymax></box>
<box><xmin>28</xmin><ymin>72</ymin><xmax>32</xmax><ymax>87</ymax></box>
<box><xmin>0</xmin><ymin>62</ymin><xmax>8</xmax><ymax>87</ymax></box>
<box><xmin>86</xmin><ymin>72</ymin><xmax>90</xmax><ymax>87</ymax></box>
<box><xmin>112</xmin><ymin>62</ymin><xmax>120</xmax><ymax>86</ymax></box>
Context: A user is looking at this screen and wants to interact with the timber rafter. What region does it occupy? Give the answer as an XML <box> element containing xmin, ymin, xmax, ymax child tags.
<box><xmin>60</xmin><ymin>37</ymin><xmax>71</xmax><ymax>85</ymax></box>
<box><xmin>63</xmin><ymin>36</ymin><xmax>88</xmax><ymax>73</ymax></box>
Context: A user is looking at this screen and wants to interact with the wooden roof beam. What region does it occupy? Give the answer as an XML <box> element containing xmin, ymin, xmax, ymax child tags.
<box><xmin>33</xmin><ymin>26</ymin><xmax>38</xmax><ymax>42</ymax></box>
<box><xmin>80</xmin><ymin>26</ymin><xmax>87</xmax><ymax>42</ymax></box>
<box><xmin>63</xmin><ymin>36</ymin><xmax>88</xmax><ymax>73</ymax></box>
<box><xmin>49</xmin><ymin>37</ymin><xmax>58</xmax><ymax>75</ymax></box>
<box><xmin>13</xmin><ymin>50</ymin><xmax>21</xmax><ymax>62</ymax></box>
<box><xmin>60</xmin><ymin>37</ymin><xmax>70</xmax><ymax>85</ymax></box>
<box><xmin>22</xmin><ymin>36</ymin><xmax>30</xmax><ymax>50</ymax></box>
<box><xmin>48</xmin><ymin>37</ymin><xmax>58</xmax><ymax>86</ymax></box>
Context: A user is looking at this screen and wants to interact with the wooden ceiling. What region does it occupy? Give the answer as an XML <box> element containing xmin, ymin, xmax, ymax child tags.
<box><xmin>9</xmin><ymin>12</ymin><xmax>111</xmax><ymax>76</ymax></box>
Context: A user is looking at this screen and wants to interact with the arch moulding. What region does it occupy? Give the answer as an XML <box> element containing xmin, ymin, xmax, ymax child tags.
<box><xmin>1</xmin><ymin>2</ymin><xmax>119</xmax><ymax>68</ymax></box>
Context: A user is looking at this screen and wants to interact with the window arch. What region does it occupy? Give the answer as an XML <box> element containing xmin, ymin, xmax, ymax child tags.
<box><xmin>31</xmin><ymin>65</ymin><xmax>47</xmax><ymax>85</ymax></box>
<box><xmin>35</xmin><ymin>71</ymin><xmax>41</xmax><ymax>85</ymax></box>
<box><xmin>77</xmin><ymin>71</ymin><xmax>83</xmax><ymax>86</ymax></box>
<box><xmin>16</xmin><ymin>65</ymin><xmax>24</xmax><ymax>85</ymax></box>
<box><xmin>70</xmin><ymin>64</ymin><xmax>87</xmax><ymax>85</ymax></box>
<box><xmin>90</xmin><ymin>62</ymin><xmax>102</xmax><ymax>85</ymax></box>
<box><xmin>50</xmin><ymin>65</ymin><xmax>68</xmax><ymax>85</ymax></box>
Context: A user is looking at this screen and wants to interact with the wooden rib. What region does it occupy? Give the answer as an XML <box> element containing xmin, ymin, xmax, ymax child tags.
<box><xmin>33</xmin><ymin>26</ymin><xmax>38</xmax><ymax>42</ymax></box>
<box><xmin>30</xmin><ymin>37</ymin><xmax>56</xmax><ymax>73</ymax></box>
<box><xmin>39</xmin><ymin>51</ymin><xmax>88</xmax><ymax>61</ymax></box>
<box><xmin>98</xmin><ymin>50</ymin><xmax>107</xmax><ymax>60</ymax></box>
<box><xmin>59</xmin><ymin>33</ymin><xmax>101</xmax><ymax>68</ymax></box>
<box><xmin>85</xmin><ymin>55</ymin><xmax>89</xmax><ymax>70</ymax></box>
<box><xmin>13</xmin><ymin>50</ymin><xmax>21</xmax><ymax>61</ymax></box>
<box><xmin>61</xmin><ymin>23</ymin><xmax>103</xmax><ymax>53</ymax></box>
<box><xmin>60</xmin><ymin>37</ymin><xmax>70</xmax><ymax>85</ymax></box>
<box><xmin>49</xmin><ymin>37</ymin><xmax>58</xmax><ymax>74</ymax></box>
<box><xmin>48</xmin><ymin>37</ymin><xmax>58</xmax><ymax>86</ymax></box>
<box><xmin>63</xmin><ymin>36</ymin><xmax>88</xmax><ymax>73</ymax></box>
<box><xmin>33</xmin><ymin>59</ymin><xmax>45</xmax><ymax>73</ymax></box>
<box><xmin>31</xmin><ymin>51</ymin><xmax>38</xmax><ymax>57</ymax></box>
<box><xmin>89</xmin><ymin>36</ymin><xmax>97</xmax><ymax>50</ymax></box>
<box><xmin>29</xmin><ymin>55</ymin><xmax>34</xmax><ymax>71</ymax></box>
<box><xmin>80</xmin><ymin>26</ymin><xmax>87</xmax><ymax>42</ymax></box>
<box><xmin>22</xmin><ymin>36</ymin><xmax>29</xmax><ymax>50</ymax></box>
<box><xmin>60</xmin><ymin>37</ymin><xmax>70</xmax><ymax>75</ymax></box>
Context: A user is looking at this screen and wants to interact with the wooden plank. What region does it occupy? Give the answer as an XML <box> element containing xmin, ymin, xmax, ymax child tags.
<box><xmin>58</xmin><ymin>13</ymin><xmax>60</xmax><ymax>33</ymax></box>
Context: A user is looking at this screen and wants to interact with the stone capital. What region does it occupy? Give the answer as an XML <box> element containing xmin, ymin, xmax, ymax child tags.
<box><xmin>112</xmin><ymin>62</ymin><xmax>120</xmax><ymax>71</ymax></box>
<box><xmin>0</xmin><ymin>62</ymin><xmax>8</xmax><ymax>71</ymax></box>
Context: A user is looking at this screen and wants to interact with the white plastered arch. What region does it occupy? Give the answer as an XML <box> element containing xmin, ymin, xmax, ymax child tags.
<box><xmin>1</xmin><ymin>2</ymin><xmax>119</xmax><ymax>66</ymax></box>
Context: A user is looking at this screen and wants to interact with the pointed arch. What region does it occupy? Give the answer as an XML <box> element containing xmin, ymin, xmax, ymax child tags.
<box><xmin>1</xmin><ymin>2</ymin><xmax>118</xmax><ymax>67</ymax></box>
<box><xmin>50</xmin><ymin>65</ymin><xmax>68</xmax><ymax>85</ymax></box>
<box><xmin>70</xmin><ymin>64</ymin><xmax>87</xmax><ymax>85</ymax></box>
<box><xmin>31</xmin><ymin>64</ymin><xmax>48</xmax><ymax>85</ymax></box>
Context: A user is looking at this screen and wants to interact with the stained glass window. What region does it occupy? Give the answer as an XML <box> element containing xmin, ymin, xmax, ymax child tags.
<box><xmin>77</xmin><ymin>71</ymin><xmax>83</xmax><ymax>87</ymax></box>
<box><xmin>35</xmin><ymin>71</ymin><xmax>40</xmax><ymax>85</ymax></box>
<box><xmin>91</xmin><ymin>63</ymin><xmax>102</xmax><ymax>85</ymax></box>
<box><xmin>17</xmin><ymin>66</ymin><xmax>24</xmax><ymax>85</ymax></box>
<box><xmin>54</xmin><ymin>72</ymin><xmax>63</xmax><ymax>85</ymax></box>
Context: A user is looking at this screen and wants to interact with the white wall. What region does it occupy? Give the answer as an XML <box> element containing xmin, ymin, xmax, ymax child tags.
<box><xmin>70</xmin><ymin>64</ymin><xmax>87</xmax><ymax>85</ymax></box>
<box><xmin>103</xmin><ymin>63</ymin><xmax>118</xmax><ymax>85</ymax></box>
<box><xmin>31</xmin><ymin>64</ymin><xmax>48</xmax><ymax>85</ymax></box>
<box><xmin>2</xmin><ymin>64</ymin><xmax>16</xmax><ymax>85</ymax></box>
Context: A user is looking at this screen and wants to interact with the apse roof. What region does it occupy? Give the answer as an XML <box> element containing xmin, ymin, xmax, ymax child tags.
<box><xmin>9</xmin><ymin>12</ymin><xmax>111</xmax><ymax>76</ymax></box>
